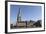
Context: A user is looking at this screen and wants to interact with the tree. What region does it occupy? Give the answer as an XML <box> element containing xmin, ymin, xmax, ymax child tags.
<box><xmin>33</xmin><ymin>20</ymin><xmax>41</xmax><ymax>27</ymax></box>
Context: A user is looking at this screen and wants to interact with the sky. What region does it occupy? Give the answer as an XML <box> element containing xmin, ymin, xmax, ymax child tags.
<box><xmin>10</xmin><ymin>5</ymin><xmax>42</xmax><ymax>24</ymax></box>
